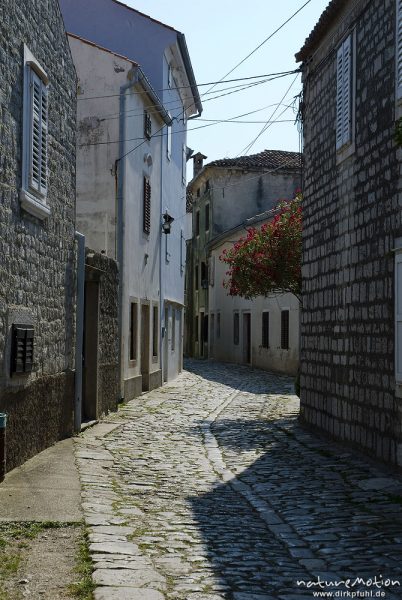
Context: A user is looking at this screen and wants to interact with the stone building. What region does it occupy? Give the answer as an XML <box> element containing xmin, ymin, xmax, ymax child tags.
<box><xmin>185</xmin><ymin>150</ymin><xmax>301</xmax><ymax>363</ymax></box>
<box><xmin>297</xmin><ymin>0</ymin><xmax>402</xmax><ymax>465</ymax></box>
<box><xmin>0</xmin><ymin>0</ymin><xmax>77</xmax><ymax>471</ymax></box>
<box><xmin>61</xmin><ymin>0</ymin><xmax>201</xmax><ymax>398</ymax></box>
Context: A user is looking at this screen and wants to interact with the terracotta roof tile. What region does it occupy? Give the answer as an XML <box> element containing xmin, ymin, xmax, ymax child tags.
<box><xmin>296</xmin><ymin>0</ymin><xmax>349</xmax><ymax>62</ymax></box>
<box><xmin>207</xmin><ymin>149</ymin><xmax>301</xmax><ymax>171</ymax></box>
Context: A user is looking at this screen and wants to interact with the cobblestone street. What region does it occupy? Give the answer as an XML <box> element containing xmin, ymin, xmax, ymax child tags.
<box><xmin>75</xmin><ymin>361</ymin><xmax>402</xmax><ymax>600</ymax></box>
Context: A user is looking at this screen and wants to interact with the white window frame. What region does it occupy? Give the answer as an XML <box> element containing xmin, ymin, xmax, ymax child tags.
<box><xmin>397</xmin><ymin>0</ymin><xmax>402</xmax><ymax>100</ymax></box>
<box><xmin>336</xmin><ymin>34</ymin><xmax>353</xmax><ymax>151</ymax></box>
<box><xmin>395</xmin><ymin>251</ymin><xmax>402</xmax><ymax>383</ymax></box>
<box><xmin>21</xmin><ymin>45</ymin><xmax>50</xmax><ymax>220</ymax></box>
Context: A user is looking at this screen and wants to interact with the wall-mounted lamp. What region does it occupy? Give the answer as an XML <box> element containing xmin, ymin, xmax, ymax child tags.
<box><xmin>162</xmin><ymin>211</ymin><xmax>174</xmax><ymax>234</ymax></box>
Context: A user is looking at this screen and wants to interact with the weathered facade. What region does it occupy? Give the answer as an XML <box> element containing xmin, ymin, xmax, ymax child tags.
<box><xmin>63</xmin><ymin>1</ymin><xmax>201</xmax><ymax>399</ymax></box>
<box><xmin>186</xmin><ymin>150</ymin><xmax>301</xmax><ymax>361</ymax></box>
<box><xmin>0</xmin><ymin>0</ymin><xmax>77</xmax><ymax>471</ymax></box>
<box><xmin>297</xmin><ymin>0</ymin><xmax>402</xmax><ymax>465</ymax></box>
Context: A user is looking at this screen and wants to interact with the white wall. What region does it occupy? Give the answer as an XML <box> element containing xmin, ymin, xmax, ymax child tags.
<box><xmin>209</xmin><ymin>236</ymin><xmax>300</xmax><ymax>376</ymax></box>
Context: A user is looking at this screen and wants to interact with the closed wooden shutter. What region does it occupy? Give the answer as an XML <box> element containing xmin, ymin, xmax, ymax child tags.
<box><xmin>262</xmin><ymin>312</ymin><xmax>269</xmax><ymax>348</ymax></box>
<box><xmin>395</xmin><ymin>253</ymin><xmax>402</xmax><ymax>382</ymax></box>
<box><xmin>336</xmin><ymin>35</ymin><xmax>352</xmax><ymax>149</ymax></box>
<box><xmin>29</xmin><ymin>70</ymin><xmax>48</xmax><ymax>196</ymax></box>
<box><xmin>143</xmin><ymin>177</ymin><xmax>151</xmax><ymax>234</ymax></box>
<box><xmin>397</xmin><ymin>0</ymin><xmax>402</xmax><ymax>96</ymax></box>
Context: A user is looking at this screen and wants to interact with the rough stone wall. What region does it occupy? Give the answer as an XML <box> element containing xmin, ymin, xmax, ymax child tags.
<box><xmin>300</xmin><ymin>0</ymin><xmax>402</xmax><ymax>464</ymax></box>
<box><xmin>85</xmin><ymin>250</ymin><xmax>119</xmax><ymax>416</ymax></box>
<box><xmin>0</xmin><ymin>0</ymin><xmax>77</xmax><ymax>471</ymax></box>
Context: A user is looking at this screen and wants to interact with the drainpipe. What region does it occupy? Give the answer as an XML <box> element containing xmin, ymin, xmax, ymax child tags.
<box><xmin>159</xmin><ymin>135</ymin><xmax>164</xmax><ymax>382</ymax></box>
<box><xmin>74</xmin><ymin>231</ymin><xmax>85</xmax><ymax>433</ymax></box>
<box><xmin>116</xmin><ymin>79</ymin><xmax>133</xmax><ymax>401</ymax></box>
<box><xmin>0</xmin><ymin>413</ymin><xmax>6</xmax><ymax>482</ymax></box>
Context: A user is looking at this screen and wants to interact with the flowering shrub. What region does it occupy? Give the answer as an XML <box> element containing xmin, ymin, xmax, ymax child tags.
<box><xmin>220</xmin><ymin>194</ymin><xmax>302</xmax><ymax>301</ymax></box>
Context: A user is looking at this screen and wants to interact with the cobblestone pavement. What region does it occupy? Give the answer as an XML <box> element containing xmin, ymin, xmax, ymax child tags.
<box><xmin>75</xmin><ymin>360</ymin><xmax>402</xmax><ymax>600</ymax></box>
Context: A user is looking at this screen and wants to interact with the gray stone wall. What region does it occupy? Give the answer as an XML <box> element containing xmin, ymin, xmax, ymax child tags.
<box><xmin>300</xmin><ymin>0</ymin><xmax>402</xmax><ymax>464</ymax></box>
<box><xmin>0</xmin><ymin>0</ymin><xmax>77</xmax><ymax>471</ymax></box>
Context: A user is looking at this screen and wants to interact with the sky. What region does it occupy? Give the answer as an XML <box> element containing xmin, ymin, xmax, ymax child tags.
<box><xmin>122</xmin><ymin>0</ymin><xmax>327</xmax><ymax>164</ymax></box>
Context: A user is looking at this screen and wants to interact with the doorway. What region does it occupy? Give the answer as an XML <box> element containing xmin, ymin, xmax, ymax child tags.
<box><xmin>141</xmin><ymin>303</ymin><xmax>150</xmax><ymax>391</ymax></box>
<box><xmin>83</xmin><ymin>280</ymin><xmax>99</xmax><ymax>421</ymax></box>
<box><xmin>243</xmin><ymin>312</ymin><xmax>251</xmax><ymax>365</ymax></box>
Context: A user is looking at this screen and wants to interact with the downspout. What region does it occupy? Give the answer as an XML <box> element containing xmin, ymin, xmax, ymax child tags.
<box><xmin>159</xmin><ymin>131</ymin><xmax>164</xmax><ymax>382</ymax></box>
<box><xmin>74</xmin><ymin>231</ymin><xmax>85</xmax><ymax>432</ymax></box>
<box><xmin>115</xmin><ymin>79</ymin><xmax>133</xmax><ymax>401</ymax></box>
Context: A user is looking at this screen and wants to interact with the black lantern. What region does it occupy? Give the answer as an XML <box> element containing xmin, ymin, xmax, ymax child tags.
<box><xmin>162</xmin><ymin>211</ymin><xmax>174</xmax><ymax>234</ymax></box>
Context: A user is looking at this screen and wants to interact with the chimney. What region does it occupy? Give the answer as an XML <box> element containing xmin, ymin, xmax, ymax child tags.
<box><xmin>192</xmin><ymin>152</ymin><xmax>207</xmax><ymax>178</ymax></box>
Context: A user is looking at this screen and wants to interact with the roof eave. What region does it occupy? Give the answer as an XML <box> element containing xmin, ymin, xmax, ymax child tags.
<box><xmin>177</xmin><ymin>32</ymin><xmax>203</xmax><ymax>117</ymax></box>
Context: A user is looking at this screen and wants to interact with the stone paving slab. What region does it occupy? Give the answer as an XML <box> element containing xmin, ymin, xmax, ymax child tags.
<box><xmin>75</xmin><ymin>360</ymin><xmax>402</xmax><ymax>600</ymax></box>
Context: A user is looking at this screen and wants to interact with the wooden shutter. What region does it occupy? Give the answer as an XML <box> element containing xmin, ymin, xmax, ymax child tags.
<box><xmin>397</xmin><ymin>0</ymin><xmax>402</xmax><ymax>96</ymax></box>
<box><xmin>144</xmin><ymin>110</ymin><xmax>152</xmax><ymax>139</ymax></box>
<box><xmin>29</xmin><ymin>70</ymin><xmax>48</xmax><ymax>196</ymax></box>
<box><xmin>336</xmin><ymin>35</ymin><xmax>352</xmax><ymax>149</ymax></box>
<box><xmin>281</xmin><ymin>310</ymin><xmax>289</xmax><ymax>350</ymax></box>
<box><xmin>395</xmin><ymin>253</ymin><xmax>402</xmax><ymax>382</ymax></box>
<box><xmin>143</xmin><ymin>177</ymin><xmax>151</xmax><ymax>234</ymax></box>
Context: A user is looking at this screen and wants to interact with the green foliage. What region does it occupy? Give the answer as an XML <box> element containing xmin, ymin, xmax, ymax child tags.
<box><xmin>220</xmin><ymin>195</ymin><xmax>302</xmax><ymax>301</ymax></box>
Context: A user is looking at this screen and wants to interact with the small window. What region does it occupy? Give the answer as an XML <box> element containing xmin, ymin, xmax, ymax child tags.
<box><xmin>262</xmin><ymin>312</ymin><xmax>269</xmax><ymax>348</ymax></box>
<box><xmin>336</xmin><ymin>34</ymin><xmax>353</xmax><ymax>149</ymax></box>
<box><xmin>233</xmin><ymin>312</ymin><xmax>239</xmax><ymax>346</ymax></box>
<box><xmin>144</xmin><ymin>110</ymin><xmax>152</xmax><ymax>140</ymax></box>
<box><xmin>217</xmin><ymin>313</ymin><xmax>221</xmax><ymax>338</ymax></box>
<box><xmin>281</xmin><ymin>310</ymin><xmax>290</xmax><ymax>350</ymax></box>
<box><xmin>143</xmin><ymin>176</ymin><xmax>151</xmax><ymax>234</ymax></box>
<box><xmin>129</xmin><ymin>302</ymin><xmax>138</xmax><ymax>361</ymax></box>
<box><xmin>171</xmin><ymin>310</ymin><xmax>176</xmax><ymax>351</ymax></box>
<box><xmin>152</xmin><ymin>305</ymin><xmax>158</xmax><ymax>357</ymax></box>
<box><xmin>201</xmin><ymin>261</ymin><xmax>208</xmax><ymax>288</ymax></box>
<box><xmin>195</xmin><ymin>264</ymin><xmax>199</xmax><ymax>291</ymax></box>
<box><xmin>195</xmin><ymin>316</ymin><xmax>199</xmax><ymax>342</ymax></box>
<box><xmin>195</xmin><ymin>210</ymin><xmax>200</xmax><ymax>236</ymax></box>
<box><xmin>205</xmin><ymin>203</ymin><xmax>210</xmax><ymax>231</ymax></box>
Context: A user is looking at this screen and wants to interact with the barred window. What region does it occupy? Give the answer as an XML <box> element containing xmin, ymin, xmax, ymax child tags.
<box><xmin>144</xmin><ymin>110</ymin><xmax>152</xmax><ymax>139</ymax></box>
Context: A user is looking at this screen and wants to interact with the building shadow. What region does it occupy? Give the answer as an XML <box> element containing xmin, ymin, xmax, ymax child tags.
<box><xmin>187</xmin><ymin>414</ymin><xmax>402</xmax><ymax>599</ymax></box>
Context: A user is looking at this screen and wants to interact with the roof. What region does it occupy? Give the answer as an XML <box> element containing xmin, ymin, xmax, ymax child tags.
<box><xmin>68</xmin><ymin>32</ymin><xmax>139</xmax><ymax>65</ymax></box>
<box><xmin>206</xmin><ymin>149</ymin><xmax>301</xmax><ymax>171</ymax></box>
<box><xmin>296</xmin><ymin>0</ymin><xmax>349</xmax><ymax>62</ymax></box>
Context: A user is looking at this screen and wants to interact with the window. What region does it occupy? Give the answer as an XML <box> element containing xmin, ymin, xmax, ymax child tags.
<box><xmin>281</xmin><ymin>310</ymin><xmax>290</xmax><ymax>350</ymax></box>
<box><xmin>395</xmin><ymin>251</ymin><xmax>402</xmax><ymax>382</ymax></box>
<box><xmin>152</xmin><ymin>305</ymin><xmax>158</xmax><ymax>357</ymax></box>
<box><xmin>195</xmin><ymin>316</ymin><xmax>199</xmax><ymax>342</ymax></box>
<box><xmin>167</xmin><ymin>113</ymin><xmax>172</xmax><ymax>160</ymax></box>
<box><xmin>168</xmin><ymin>64</ymin><xmax>173</xmax><ymax>88</ymax></box>
<box><xmin>21</xmin><ymin>46</ymin><xmax>50</xmax><ymax>220</ymax></box>
<box><xmin>129</xmin><ymin>302</ymin><xmax>138</xmax><ymax>361</ymax></box>
<box><xmin>171</xmin><ymin>310</ymin><xmax>176</xmax><ymax>351</ymax></box>
<box><xmin>217</xmin><ymin>313</ymin><xmax>221</xmax><ymax>338</ymax></box>
<box><xmin>195</xmin><ymin>264</ymin><xmax>199</xmax><ymax>290</ymax></box>
<box><xmin>144</xmin><ymin>110</ymin><xmax>152</xmax><ymax>140</ymax></box>
<box><xmin>195</xmin><ymin>210</ymin><xmax>200</xmax><ymax>236</ymax></box>
<box><xmin>397</xmin><ymin>0</ymin><xmax>402</xmax><ymax>98</ymax></box>
<box><xmin>205</xmin><ymin>203</ymin><xmax>210</xmax><ymax>231</ymax></box>
<box><xmin>336</xmin><ymin>34</ymin><xmax>353</xmax><ymax>150</ymax></box>
<box><xmin>143</xmin><ymin>176</ymin><xmax>151</xmax><ymax>234</ymax></box>
<box><xmin>233</xmin><ymin>312</ymin><xmax>239</xmax><ymax>345</ymax></box>
<box><xmin>209</xmin><ymin>256</ymin><xmax>215</xmax><ymax>286</ymax></box>
<box><xmin>201</xmin><ymin>261</ymin><xmax>208</xmax><ymax>288</ymax></box>
<box><xmin>262</xmin><ymin>312</ymin><xmax>269</xmax><ymax>348</ymax></box>
<box><xmin>205</xmin><ymin>179</ymin><xmax>210</xmax><ymax>191</ymax></box>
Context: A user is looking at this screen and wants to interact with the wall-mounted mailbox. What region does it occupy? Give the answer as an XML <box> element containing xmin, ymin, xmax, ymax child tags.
<box><xmin>10</xmin><ymin>324</ymin><xmax>34</xmax><ymax>375</ymax></box>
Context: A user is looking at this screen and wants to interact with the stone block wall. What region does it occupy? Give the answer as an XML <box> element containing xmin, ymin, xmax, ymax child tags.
<box><xmin>300</xmin><ymin>0</ymin><xmax>402</xmax><ymax>464</ymax></box>
<box><xmin>0</xmin><ymin>0</ymin><xmax>77</xmax><ymax>471</ymax></box>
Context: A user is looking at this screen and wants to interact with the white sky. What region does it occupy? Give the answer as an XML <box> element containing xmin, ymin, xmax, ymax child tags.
<box><xmin>122</xmin><ymin>0</ymin><xmax>327</xmax><ymax>163</ymax></box>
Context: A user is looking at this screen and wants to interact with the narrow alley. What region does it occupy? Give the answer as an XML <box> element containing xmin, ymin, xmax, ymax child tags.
<box><xmin>76</xmin><ymin>361</ymin><xmax>402</xmax><ymax>600</ymax></box>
